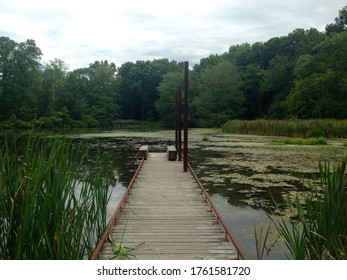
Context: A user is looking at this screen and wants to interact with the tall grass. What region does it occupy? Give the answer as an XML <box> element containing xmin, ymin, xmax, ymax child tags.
<box><xmin>222</xmin><ymin>119</ymin><xmax>347</xmax><ymax>138</ymax></box>
<box><xmin>254</xmin><ymin>223</ymin><xmax>272</xmax><ymax>260</ymax></box>
<box><xmin>269</xmin><ymin>156</ymin><xmax>347</xmax><ymax>259</ymax></box>
<box><xmin>0</xmin><ymin>136</ymin><xmax>110</xmax><ymax>259</ymax></box>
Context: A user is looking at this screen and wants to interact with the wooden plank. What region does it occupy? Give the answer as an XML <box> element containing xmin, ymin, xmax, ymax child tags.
<box><xmin>99</xmin><ymin>152</ymin><xmax>238</xmax><ymax>260</ymax></box>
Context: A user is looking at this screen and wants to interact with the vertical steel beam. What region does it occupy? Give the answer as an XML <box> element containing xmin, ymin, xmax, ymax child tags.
<box><xmin>183</xmin><ymin>61</ymin><xmax>189</xmax><ymax>172</ymax></box>
<box><xmin>175</xmin><ymin>87</ymin><xmax>178</xmax><ymax>151</ymax></box>
<box><xmin>178</xmin><ymin>86</ymin><xmax>182</xmax><ymax>161</ymax></box>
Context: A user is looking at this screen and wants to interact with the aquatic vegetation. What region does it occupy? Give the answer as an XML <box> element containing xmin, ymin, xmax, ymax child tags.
<box><xmin>254</xmin><ymin>223</ymin><xmax>273</xmax><ymax>260</ymax></box>
<box><xmin>0</xmin><ymin>136</ymin><xmax>110</xmax><ymax>259</ymax></box>
<box><xmin>222</xmin><ymin>119</ymin><xmax>347</xmax><ymax>138</ymax></box>
<box><xmin>2</xmin><ymin>128</ymin><xmax>344</xmax><ymax>259</ymax></box>
<box><xmin>269</xmin><ymin>155</ymin><xmax>347</xmax><ymax>259</ymax></box>
<box><xmin>270</xmin><ymin>137</ymin><xmax>327</xmax><ymax>145</ymax></box>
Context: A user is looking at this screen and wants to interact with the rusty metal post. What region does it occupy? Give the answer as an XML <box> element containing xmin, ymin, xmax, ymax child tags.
<box><xmin>178</xmin><ymin>86</ymin><xmax>182</xmax><ymax>161</ymax></box>
<box><xmin>183</xmin><ymin>61</ymin><xmax>189</xmax><ymax>172</ymax></box>
<box><xmin>175</xmin><ymin>87</ymin><xmax>178</xmax><ymax>151</ymax></box>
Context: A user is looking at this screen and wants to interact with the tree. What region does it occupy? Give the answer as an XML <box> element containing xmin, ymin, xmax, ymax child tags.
<box><xmin>118</xmin><ymin>59</ymin><xmax>180</xmax><ymax>121</ymax></box>
<box><xmin>194</xmin><ymin>61</ymin><xmax>244</xmax><ymax>127</ymax></box>
<box><xmin>155</xmin><ymin>71</ymin><xmax>184</xmax><ymax>127</ymax></box>
<box><xmin>87</xmin><ymin>61</ymin><xmax>120</xmax><ymax>126</ymax></box>
<box><xmin>42</xmin><ymin>58</ymin><xmax>69</xmax><ymax>115</ymax></box>
<box><xmin>56</xmin><ymin>61</ymin><xmax>120</xmax><ymax>126</ymax></box>
<box><xmin>0</xmin><ymin>37</ymin><xmax>42</xmax><ymax>122</ymax></box>
<box><xmin>284</xmin><ymin>28</ymin><xmax>325</xmax><ymax>59</ymax></box>
<box><xmin>196</xmin><ymin>54</ymin><xmax>225</xmax><ymax>70</ymax></box>
<box><xmin>62</xmin><ymin>67</ymin><xmax>91</xmax><ymax>121</ymax></box>
<box><xmin>326</xmin><ymin>6</ymin><xmax>347</xmax><ymax>35</ymax></box>
<box><xmin>227</xmin><ymin>43</ymin><xmax>252</xmax><ymax>67</ymax></box>
<box><xmin>286</xmin><ymin>31</ymin><xmax>347</xmax><ymax>118</ymax></box>
<box><xmin>260</xmin><ymin>56</ymin><xmax>294</xmax><ymax>118</ymax></box>
<box><xmin>0</xmin><ymin>37</ymin><xmax>18</xmax><ymax>120</ymax></box>
<box><xmin>241</xmin><ymin>64</ymin><xmax>264</xmax><ymax>119</ymax></box>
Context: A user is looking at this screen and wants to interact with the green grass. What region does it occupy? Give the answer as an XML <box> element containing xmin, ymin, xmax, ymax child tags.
<box><xmin>0</xmin><ymin>135</ymin><xmax>110</xmax><ymax>259</ymax></box>
<box><xmin>108</xmin><ymin>221</ymin><xmax>145</xmax><ymax>260</ymax></box>
<box><xmin>268</xmin><ymin>155</ymin><xmax>347</xmax><ymax>259</ymax></box>
<box><xmin>222</xmin><ymin>119</ymin><xmax>347</xmax><ymax>138</ymax></box>
<box><xmin>270</xmin><ymin>137</ymin><xmax>327</xmax><ymax>145</ymax></box>
<box><xmin>138</xmin><ymin>120</ymin><xmax>163</xmax><ymax>131</ymax></box>
<box><xmin>254</xmin><ymin>223</ymin><xmax>272</xmax><ymax>260</ymax></box>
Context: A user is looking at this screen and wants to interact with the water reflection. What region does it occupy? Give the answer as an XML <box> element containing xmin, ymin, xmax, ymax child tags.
<box><xmin>70</xmin><ymin>137</ymin><xmax>140</xmax><ymax>221</ymax></box>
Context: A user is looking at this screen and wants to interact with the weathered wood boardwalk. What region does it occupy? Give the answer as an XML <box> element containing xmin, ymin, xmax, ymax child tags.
<box><xmin>92</xmin><ymin>151</ymin><xmax>246</xmax><ymax>260</ymax></box>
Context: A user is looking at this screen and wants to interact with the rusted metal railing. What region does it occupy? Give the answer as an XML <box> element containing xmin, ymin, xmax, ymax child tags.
<box><xmin>91</xmin><ymin>149</ymin><xmax>247</xmax><ymax>260</ymax></box>
<box><xmin>187</xmin><ymin>162</ymin><xmax>248</xmax><ymax>260</ymax></box>
<box><xmin>90</xmin><ymin>157</ymin><xmax>145</xmax><ymax>260</ymax></box>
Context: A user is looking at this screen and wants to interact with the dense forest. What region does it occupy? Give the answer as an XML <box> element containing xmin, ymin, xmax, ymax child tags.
<box><xmin>0</xmin><ymin>6</ymin><xmax>346</xmax><ymax>129</ymax></box>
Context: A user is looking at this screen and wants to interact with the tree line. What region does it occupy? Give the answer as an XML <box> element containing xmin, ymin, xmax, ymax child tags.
<box><xmin>0</xmin><ymin>6</ymin><xmax>346</xmax><ymax>128</ymax></box>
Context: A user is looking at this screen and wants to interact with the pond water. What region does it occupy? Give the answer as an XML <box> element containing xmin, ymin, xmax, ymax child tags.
<box><xmin>188</xmin><ymin>130</ymin><xmax>346</xmax><ymax>259</ymax></box>
<box><xmin>66</xmin><ymin>128</ymin><xmax>347</xmax><ymax>259</ymax></box>
<box><xmin>3</xmin><ymin>128</ymin><xmax>346</xmax><ymax>259</ymax></box>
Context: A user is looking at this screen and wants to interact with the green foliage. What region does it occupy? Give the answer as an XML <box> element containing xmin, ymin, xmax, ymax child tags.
<box><xmin>42</xmin><ymin>58</ymin><xmax>68</xmax><ymax>114</ymax></box>
<box><xmin>194</xmin><ymin>61</ymin><xmax>244</xmax><ymax>127</ymax></box>
<box><xmin>1</xmin><ymin>7</ymin><xmax>347</xmax><ymax>128</ymax></box>
<box><xmin>108</xmin><ymin>222</ymin><xmax>145</xmax><ymax>260</ymax></box>
<box><xmin>222</xmin><ymin>119</ymin><xmax>347</xmax><ymax>138</ymax></box>
<box><xmin>118</xmin><ymin>59</ymin><xmax>181</xmax><ymax>121</ymax></box>
<box><xmin>0</xmin><ymin>37</ymin><xmax>42</xmax><ymax>122</ymax></box>
<box><xmin>0</xmin><ymin>136</ymin><xmax>110</xmax><ymax>259</ymax></box>
<box><xmin>155</xmin><ymin>71</ymin><xmax>184</xmax><ymax>127</ymax></box>
<box><xmin>254</xmin><ymin>223</ymin><xmax>272</xmax><ymax>260</ymax></box>
<box><xmin>286</xmin><ymin>31</ymin><xmax>347</xmax><ymax>119</ymax></box>
<box><xmin>138</xmin><ymin>121</ymin><xmax>163</xmax><ymax>131</ymax></box>
<box><xmin>305</xmin><ymin>137</ymin><xmax>327</xmax><ymax>145</ymax></box>
<box><xmin>270</xmin><ymin>137</ymin><xmax>327</xmax><ymax>145</ymax></box>
<box><xmin>260</xmin><ymin>56</ymin><xmax>293</xmax><ymax>118</ymax></box>
<box><xmin>0</xmin><ymin>41</ymin><xmax>120</xmax><ymax>128</ymax></box>
<box><xmin>326</xmin><ymin>6</ymin><xmax>347</xmax><ymax>35</ymax></box>
<box><xmin>269</xmin><ymin>156</ymin><xmax>347</xmax><ymax>259</ymax></box>
<box><xmin>62</xmin><ymin>61</ymin><xmax>120</xmax><ymax>127</ymax></box>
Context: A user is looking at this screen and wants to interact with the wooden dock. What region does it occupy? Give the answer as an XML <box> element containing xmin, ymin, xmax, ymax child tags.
<box><xmin>91</xmin><ymin>150</ymin><xmax>246</xmax><ymax>260</ymax></box>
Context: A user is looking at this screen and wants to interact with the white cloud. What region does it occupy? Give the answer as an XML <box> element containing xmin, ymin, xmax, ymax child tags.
<box><xmin>0</xmin><ymin>0</ymin><xmax>345</xmax><ymax>69</ymax></box>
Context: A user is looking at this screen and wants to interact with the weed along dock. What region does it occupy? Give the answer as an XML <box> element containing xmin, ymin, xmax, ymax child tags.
<box><xmin>90</xmin><ymin>146</ymin><xmax>247</xmax><ymax>260</ymax></box>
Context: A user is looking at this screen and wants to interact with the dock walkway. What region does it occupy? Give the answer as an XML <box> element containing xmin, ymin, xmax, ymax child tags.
<box><xmin>92</xmin><ymin>152</ymin><xmax>244</xmax><ymax>260</ymax></box>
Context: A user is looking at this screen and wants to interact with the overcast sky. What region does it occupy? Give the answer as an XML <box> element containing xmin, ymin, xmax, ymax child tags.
<box><xmin>0</xmin><ymin>0</ymin><xmax>345</xmax><ymax>69</ymax></box>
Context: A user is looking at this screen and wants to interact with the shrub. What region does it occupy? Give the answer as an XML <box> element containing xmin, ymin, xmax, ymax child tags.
<box><xmin>270</xmin><ymin>137</ymin><xmax>327</xmax><ymax>145</ymax></box>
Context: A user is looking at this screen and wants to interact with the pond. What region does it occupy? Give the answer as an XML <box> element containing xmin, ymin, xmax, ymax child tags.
<box><xmin>64</xmin><ymin>128</ymin><xmax>347</xmax><ymax>259</ymax></box>
<box><xmin>188</xmin><ymin>130</ymin><xmax>346</xmax><ymax>259</ymax></box>
<box><xmin>2</xmin><ymin>128</ymin><xmax>346</xmax><ymax>259</ymax></box>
